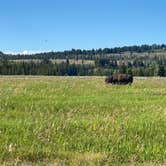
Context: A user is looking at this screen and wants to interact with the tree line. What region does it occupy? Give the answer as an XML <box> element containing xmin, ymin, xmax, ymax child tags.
<box><xmin>1</xmin><ymin>44</ymin><xmax>166</xmax><ymax>60</ymax></box>
<box><xmin>0</xmin><ymin>56</ymin><xmax>166</xmax><ymax>76</ymax></box>
<box><xmin>1</xmin><ymin>44</ymin><xmax>166</xmax><ymax>76</ymax></box>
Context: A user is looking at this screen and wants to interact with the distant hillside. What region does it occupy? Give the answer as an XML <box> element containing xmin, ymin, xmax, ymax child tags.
<box><xmin>0</xmin><ymin>51</ymin><xmax>4</xmax><ymax>56</ymax></box>
<box><xmin>1</xmin><ymin>44</ymin><xmax>166</xmax><ymax>76</ymax></box>
<box><xmin>2</xmin><ymin>44</ymin><xmax>166</xmax><ymax>60</ymax></box>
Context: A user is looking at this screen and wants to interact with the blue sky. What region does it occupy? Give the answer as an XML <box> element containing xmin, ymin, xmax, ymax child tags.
<box><xmin>0</xmin><ymin>0</ymin><xmax>166</xmax><ymax>53</ymax></box>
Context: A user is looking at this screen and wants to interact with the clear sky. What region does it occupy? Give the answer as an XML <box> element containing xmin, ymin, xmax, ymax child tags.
<box><xmin>0</xmin><ymin>0</ymin><xmax>166</xmax><ymax>53</ymax></box>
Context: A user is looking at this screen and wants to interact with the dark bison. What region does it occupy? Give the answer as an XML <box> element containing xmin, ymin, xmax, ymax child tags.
<box><xmin>105</xmin><ymin>74</ymin><xmax>133</xmax><ymax>85</ymax></box>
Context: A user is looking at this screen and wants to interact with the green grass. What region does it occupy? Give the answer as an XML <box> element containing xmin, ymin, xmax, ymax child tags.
<box><xmin>0</xmin><ymin>76</ymin><xmax>166</xmax><ymax>165</ymax></box>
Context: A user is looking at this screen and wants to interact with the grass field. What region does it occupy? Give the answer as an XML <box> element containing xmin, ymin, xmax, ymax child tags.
<box><xmin>0</xmin><ymin>76</ymin><xmax>166</xmax><ymax>165</ymax></box>
<box><xmin>11</xmin><ymin>59</ymin><xmax>95</xmax><ymax>65</ymax></box>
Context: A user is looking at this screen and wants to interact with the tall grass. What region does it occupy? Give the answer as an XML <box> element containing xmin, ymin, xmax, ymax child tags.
<box><xmin>0</xmin><ymin>76</ymin><xmax>166</xmax><ymax>165</ymax></box>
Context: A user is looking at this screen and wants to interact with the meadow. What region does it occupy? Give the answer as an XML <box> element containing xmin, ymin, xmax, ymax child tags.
<box><xmin>0</xmin><ymin>76</ymin><xmax>166</xmax><ymax>165</ymax></box>
<box><xmin>10</xmin><ymin>59</ymin><xmax>95</xmax><ymax>65</ymax></box>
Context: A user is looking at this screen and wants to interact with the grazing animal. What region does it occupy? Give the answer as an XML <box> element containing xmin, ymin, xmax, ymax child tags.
<box><xmin>105</xmin><ymin>74</ymin><xmax>133</xmax><ymax>85</ymax></box>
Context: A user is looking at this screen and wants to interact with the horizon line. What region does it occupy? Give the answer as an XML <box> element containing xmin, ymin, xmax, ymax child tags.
<box><xmin>2</xmin><ymin>43</ymin><xmax>166</xmax><ymax>55</ymax></box>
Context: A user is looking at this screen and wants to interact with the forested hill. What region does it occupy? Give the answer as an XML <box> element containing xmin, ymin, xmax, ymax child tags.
<box><xmin>0</xmin><ymin>51</ymin><xmax>4</xmax><ymax>56</ymax></box>
<box><xmin>1</xmin><ymin>44</ymin><xmax>166</xmax><ymax>76</ymax></box>
<box><xmin>2</xmin><ymin>44</ymin><xmax>166</xmax><ymax>60</ymax></box>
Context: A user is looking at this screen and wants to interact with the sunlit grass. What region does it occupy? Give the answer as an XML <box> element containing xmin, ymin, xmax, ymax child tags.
<box><xmin>0</xmin><ymin>76</ymin><xmax>166</xmax><ymax>165</ymax></box>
